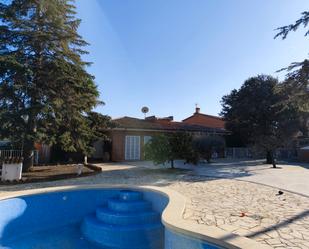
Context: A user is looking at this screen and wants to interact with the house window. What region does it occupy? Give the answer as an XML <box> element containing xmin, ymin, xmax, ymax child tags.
<box><xmin>144</xmin><ymin>136</ymin><xmax>152</xmax><ymax>145</ymax></box>
<box><xmin>125</xmin><ymin>136</ymin><xmax>140</xmax><ymax>160</ymax></box>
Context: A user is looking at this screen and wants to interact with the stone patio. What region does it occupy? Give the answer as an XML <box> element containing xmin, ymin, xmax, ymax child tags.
<box><xmin>0</xmin><ymin>160</ymin><xmax>308</xmax><ymax>249</ymax></box>
<box><xmin>171</xmin><ymin>176</ymin><xmax>309</xmax><ymax>249</ymax></box>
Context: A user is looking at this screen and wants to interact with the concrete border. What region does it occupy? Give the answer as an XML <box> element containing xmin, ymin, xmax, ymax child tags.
<box><xmin>0</xmin><ymin>184</ymin><xmax>271</xmax><ymax>249</ymax></box>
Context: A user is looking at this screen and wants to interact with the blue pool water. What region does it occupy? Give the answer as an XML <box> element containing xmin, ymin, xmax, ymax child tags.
<box><xmin>0</xmin><ymin>188</ymin><xmax>223</xmax><ymax>249</ymax></box>
<box><xmin>2</xmin><ymin>224</ymin><xmax>101</xmax><ymax>249</ymax></box>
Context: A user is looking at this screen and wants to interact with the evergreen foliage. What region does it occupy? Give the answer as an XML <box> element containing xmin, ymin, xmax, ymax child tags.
<box><xmin>277</xmin><ymin>61</ymin><xmax>309</xmax><ymax>137</ymax></box>
<box><xmin>275</xmin><ymin>12</ymin><xmax>309</xmax><ymax>138</ymax></box>
<box><xmin>275</xmin><ymin>11</ymin><xmax>309</xmax><ymax>39</ymax></box>
<box><xmin>0</xmin><ymin>0</ymin><xmax>104</xmax><ymax>170</ymax></box>
<box><xmin>221</xmin><ymin>75</ymin><xmax>300</xmax><ymax>167</ymax></box>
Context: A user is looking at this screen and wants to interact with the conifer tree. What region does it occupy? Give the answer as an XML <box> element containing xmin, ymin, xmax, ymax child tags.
<box><xmin>0</xmin><ymin>0</ymin><xmax>101</xmax><ymax>171</ymax></box>
<box><xmin>277</xmin><ymin>60</ymin><xmax>309</xmax><ymax>137</ymax></box>
<box><xmin>221</xmin><ymin>75</ymin><xmax>300</xmax><ymax>167</ymax></box>
<box><xmin>275</xmin><ymin>11</ymin><xmax>309</xmax><ymax>137</ymax></box>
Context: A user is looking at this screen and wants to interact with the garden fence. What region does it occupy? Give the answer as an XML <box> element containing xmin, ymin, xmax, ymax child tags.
<box><xmin>0</xmin><ymin>150</ymin><xmax>39</xmax><ymax>164</ymax></box>
<box><xmin>225</xmin><ymin>147</ymin><xmax>252</xmax><ymax>158</ymax></box>
<box><xmin>225</xmin><ymin>147</ymin><xmax>298</xmax><ymax>160</ymax></box>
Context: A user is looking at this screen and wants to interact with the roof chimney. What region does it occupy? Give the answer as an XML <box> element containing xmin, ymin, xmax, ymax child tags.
<box><xmin>195</xmin><ymin>106</ymin><xmax>200</xmax><ymax>114</ymax></box>
<box><xmin>145</xmin><ymin>115</ymin><xmax>157</xmax><ymax>121</ymax></box>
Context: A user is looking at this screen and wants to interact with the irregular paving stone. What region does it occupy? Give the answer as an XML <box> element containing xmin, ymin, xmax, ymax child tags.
<box><xmin>170</xmin><ymin>176</ymin><xmax>309</xmax><ymax>249</ymax></box>
<box><xmin>266</xmin><ymin>238</ymin><xmax>283</xmax><ymax>246</ymax></box>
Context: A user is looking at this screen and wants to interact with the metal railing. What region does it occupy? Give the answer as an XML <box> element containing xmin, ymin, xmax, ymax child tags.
<box><xmin>225</xmin><ymin>147</ymin><xmax>299</xmax><ymax>160</ymax></box>
<box><xmin>0</xmin><ymin>150</ymin><xmax>23</xmax><ymax>158</ymax></box>
<box><xmin>0</xmin><ymin>150</ymin><xmax>39</xmax><ymax>164</ymax></box>
<box><xmin>225</xmin><ymin>147</ymin><xmax>252</xmax><ymax>159</ymax></box>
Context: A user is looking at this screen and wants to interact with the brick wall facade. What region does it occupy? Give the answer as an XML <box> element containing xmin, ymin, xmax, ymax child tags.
<box><xmin>182</xmin><ymin>113</ymin><xmax>225</xmax><ymax>129</ymax></box>
<box><xmin>110</xmin><ymin>130</ymin><xmax>162</xmax><ymax>161</ymax></box>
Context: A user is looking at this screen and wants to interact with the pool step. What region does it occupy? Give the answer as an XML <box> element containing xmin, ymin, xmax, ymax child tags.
<box><xmin>108</xmin><ymin>199</ymin><xmax>152</xmax><ymax>213</ymax></box>
<box><xmin>96</xmin><ymin>207</ymin><xmax>160</xmax><ymax>225</ymax></box>
<box><xmin>119</xmin><ymin>190</ymin><xmax>143</xmax><ymax>201</ymax></box>
<box><xmin>82</xmin><ymin>215</ymin><xmax>163</xmax><ymax>249</ymax></box>
<box><xmin>81</xmin><ymin>190</ymin><xmax>164</xmax><ymax>249</ymax></box>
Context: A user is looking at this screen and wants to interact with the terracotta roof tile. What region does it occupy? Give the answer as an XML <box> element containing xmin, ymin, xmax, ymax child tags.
<box><xmin>113</xmin><ymin>116</ymin><xmax>227</xmax><ymax>133</ymax></box>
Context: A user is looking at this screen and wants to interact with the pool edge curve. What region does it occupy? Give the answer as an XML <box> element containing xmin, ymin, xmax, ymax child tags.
<box><xmin>0</xmin><ymin>184</ymin><xmax>271</xmax><ymax>249</ymax></box>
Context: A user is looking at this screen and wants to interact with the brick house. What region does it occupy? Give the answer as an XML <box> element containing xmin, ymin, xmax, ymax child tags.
<box><xmin>182</xmin><ymin>107</ymin><xmax>225</xmax><ymax>129</ymax></box>
<box><xmin>102</xmin><ymin>108</ymin><xmax>227</xmax><ymax>162</ymax></box>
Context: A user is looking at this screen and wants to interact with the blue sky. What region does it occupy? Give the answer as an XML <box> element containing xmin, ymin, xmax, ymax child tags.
<box><xmin>76</xmin><ymin>0</ymin><xmax>309</xmax><ymax>121</ymax></box>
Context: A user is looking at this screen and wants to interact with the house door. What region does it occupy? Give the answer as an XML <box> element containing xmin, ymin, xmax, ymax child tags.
<box><xmin>125</xmin><ymin>136</ymin><xmax>140</xmax><ymax>160</ymax></box>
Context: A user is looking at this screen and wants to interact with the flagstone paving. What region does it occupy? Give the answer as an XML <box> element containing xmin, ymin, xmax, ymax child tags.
<box><xmin>0</xmin><ymin>162</ymin><xmax>308</xmax><ymax>249</ymax></box>
<box><xmin>170</xmin><ymin>175</ymin><xmax>309</xmax><ymax>249</ymax></box>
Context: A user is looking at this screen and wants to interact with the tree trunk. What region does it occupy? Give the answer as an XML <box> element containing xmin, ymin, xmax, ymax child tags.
<box><xmin>170</xmin><ymin>160</ymin><xmax>174</xmax><ymax>169</ymax></box>
<box><xmin>206</xmin><ymin>151</ymin><xmax>211</xmax><ymax>163</ymax></box>
<box><xmin>266</xmin><ymin>151</ymin><xmax>272</xmax><ymax>164</ymax></box>
<box><xmin>267</xmin><ymin>150</ymin><xmax>277</xmax><ymax>168</ymax></box>
<box><xmin>300</xmin><ymin>116</ymin><xmax>309</xmax><ymax>138</ymax></box>
<box><xmin>22</xmin><ymin>142</ymin><xmax>34</xmax><ymax>172</ymax></box>
<box><xmin>22</xmin><ymin>3</ymin><xmax>41</xmax><ymax>173</ymax></box>
<box><xmin>22</xmin><ymin>115</ymin><xmax>37</xmax><ymax>172</ymax></box>
<box><xmin>271</xmin><ymin>151</ymin><xmax>277</xmax><ymax>168</ymax></box>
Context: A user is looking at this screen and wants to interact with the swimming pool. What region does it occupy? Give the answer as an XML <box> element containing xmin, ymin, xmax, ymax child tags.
<box><xmin>0</xmin><ymin>187</ymin><xmax>227</xmax><ymax>249</ymax></box>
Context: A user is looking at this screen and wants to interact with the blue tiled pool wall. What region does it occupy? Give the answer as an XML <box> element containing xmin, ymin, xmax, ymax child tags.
<box><xmin>0</xmin><ymin>188</ymin><xmax>223</xmax><ymax>249</ymax></box>
<box><xmin>165</xmin><ymin>229</ymin><xmax>222</xmax><ymax>249</ymax></box>
<box><xmin>0</xmin><ymin>188</ymin><xmax>168</xmax><ymax>245</ymax></box>
<box><xmin>0</xmin><ymin>189</ymin><xmax>115</xmax><ymax>243</ymax></box>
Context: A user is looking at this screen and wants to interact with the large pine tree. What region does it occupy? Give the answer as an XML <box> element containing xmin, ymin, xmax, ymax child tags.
<box><xmin>0</xmin><ymin>0</ymin><xmax>101</xmax><ymax>170</ymax></box>
<box><xmin>277</xmin><ymin>60</ymin><xmax>309</xmax><ymax>137</ymax></box>
<box><xmin>275</xmin><ymin>11</ymin><xmax>309</xmax><ymax>137</ymax></box>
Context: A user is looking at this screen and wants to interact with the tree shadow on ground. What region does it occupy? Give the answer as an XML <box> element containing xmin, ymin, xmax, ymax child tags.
<box><xmin>0</xmin><ymin>159</ymin><xmax>273</xmax><ymax>193</ymax></box>
<box><xmin>0</xmin><ymin>162</ymin><xmax>247</xmax><ymax>192</ymax></box>
<box><xmin>247</xmin><ymin>209</ymin><xmax>309</xmax><ymax>239</ymax></box>
<box><xmin>279</xmin><ymin>160</ymin><xmax>309</xmax><ymax>170</ymax></box>
<box><xmin>218</xmin><ymin>210</ymin><xmax>309</xmax><ymax>242</ymax></box>
<box><xmin>0</xmin><ymin>159</ymin><xmax>308</xmax><ymax>192</ymax></box>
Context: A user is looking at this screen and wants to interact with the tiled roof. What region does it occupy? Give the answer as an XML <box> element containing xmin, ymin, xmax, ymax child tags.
<box><xmin>182</xmin><ymin>113</ymin><xmax>223</xmax><ymax>121</ymax></box>
<box><xmin>113</xmin><ymin>116</ymin><xmax>227</xmax><ymax>133</ymax></box>
<box><xmin>182</xmin><ymin>113</ymin><xmax>225</xmax><ymax>129</ymax></box>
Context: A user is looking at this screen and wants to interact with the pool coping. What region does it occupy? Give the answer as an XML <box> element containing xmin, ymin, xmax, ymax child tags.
<box><xmin>0</xmin><ymin>184</ymin><xmax>271</xmax><ymax>249</ymax></box>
